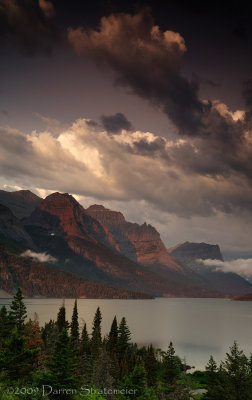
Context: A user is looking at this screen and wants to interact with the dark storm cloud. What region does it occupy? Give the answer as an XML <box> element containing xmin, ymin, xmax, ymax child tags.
<box><xmin>0</xmin><ymin>0</ymin><xmax>59</xmax><ymax>55</ymax></box>
<box><xmin>68</xmin><ymin>9</ymin><xmax>204</xmax><ymax>135</ymax></box>
<box><xmin>68</xmin><ymin>10</ymin><xmax>252</xmax><ymax>184</ymax></box>
<box><xmin>100</xmin><ymin>112</ymin><xmax>133</xmax><ymax>133</ymax></box>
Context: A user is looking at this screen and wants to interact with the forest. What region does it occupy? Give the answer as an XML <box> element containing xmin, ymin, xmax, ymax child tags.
<box><xmin>0</xmin><ymin>289</ymin><xmax>252</xmax><ymax>400</ymax></box>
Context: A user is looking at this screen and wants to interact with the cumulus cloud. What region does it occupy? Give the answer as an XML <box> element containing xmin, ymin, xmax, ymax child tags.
<box><xmin>1</xmin><ymin>117</ymin><xmax>252</xmax><ymax>219</ymax></box>
<box><xmin>21</xmin><ymin>249</ymin><xmax>57</xmax><ymax>263</ymax></box>
<box><xmin>201</xmin><ymin>258</ymin><xmax>252</xmax><ymax>278</ymax></box>
<box><xmin>0</xmin><ymin>0</ymin><xmax>58</xmax><ymax>55</ymax></box>
<box><xmin>68</xmin><ymin>10</ymin><xmax>252</xmax><ymax>184</ymax></box>
<box><xmin>68</xmin><ymin>9</ymin><xmax>203</xmax><ymax>135</ymax></box>
<box><xmin>100</xmin><ymin>113</ymin><xmax>133</xmax><ymax>133</ymax></box>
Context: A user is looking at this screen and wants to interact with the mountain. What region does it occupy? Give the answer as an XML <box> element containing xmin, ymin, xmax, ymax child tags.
<box><xmin>0</xmin><ymin>204</ymin><xmax>36</xmax><ymax>250</ymax></box>
<box><xmin>168</xmin><ymin>242</ymin><xmax>252</xmax><ymax>295</ymax></box>
<box><xmin>0</xmin><ymin>245</ymin><xmax>151</xmax><ymax>299</ymax></box>
<box><xmin>86</xmin><ymin>205</ymin><xmax>189</xmax><ymax>274</ymax></box>
<box><xmin>0</xmin><ymin>189</ymin><xmax>42</xmax><ymax>218</ymax></box>
<box><xmin>23</xmin><ymin>193</ymin><xmax>220</xmax><ymax>297</ymax></box>
<box><xmin>168</xmin><ymin>241</ymin><xmax>223</xmax><ymax>265</ymax></box>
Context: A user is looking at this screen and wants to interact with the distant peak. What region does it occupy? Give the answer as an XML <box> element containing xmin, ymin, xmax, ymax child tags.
<box><xmin>87</xmin><ymin>204</ymin><xmax>108</xmax><ymax>212</ymax></box>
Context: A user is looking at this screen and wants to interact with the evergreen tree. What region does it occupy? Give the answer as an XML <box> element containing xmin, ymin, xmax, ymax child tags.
<box><xmin>92</xmin><ymin>349</ymin><xmax>114</xmax><ymax>398</ymax></box>
<box><xmin>117</xmin><ymin>317</ymin><xmax>131</xmax><ymax>362</ymax></box>
<box><xmin>107</xmin><ymin>316</ymin><xmax>118</xmax><ymax>353</ymax></box>
<box><xmin>123</xmin><ymin>364</ymin><xmax>149</xmax><ymax>400</ymax></box>
<box><xmin>70</xmin><ymin>299</ymin><xmax>79</xmax><ymax>343</ymax></box>
<box><xmin>224</xmin><ymin>341</ymin><xmax>252</xmax><ymax>400</ymax></box>
<box><xmin>91</xmin><ymin>307</ymin><xmax>102</xmax><ymax>358</ymax></box>
<box><xmin>37</xmin><ymin>328</ymin><xmax>79</xmax><ymax>400</ymax></box>
<box><xmin>161</xmin><ymin>342</ymin><xmax>181</xmax><ymax>393</ymax></box>
<box><xmin>9</xmin><ymin>288</ymin><xmax>27</xmax><ymax>331</ymax></box>
<box><xmin>0</xmin><ymin>306</ymin><xmax>12</xmax><ymax>339</ymax></box>
<box><xmin>80</xmin><ymin>323</ymin><xmax>90</xmax><ymax>354</ymax></box>
<box><xmin>57</xmin><ymin>302</ymin><xmax>67</xmax><ymax>332</ymax></box>
<box><xmin>1</xmin><ymin>326</ymin><xmax>39</xmax><ymax>382</ymax></box>
<box><xmin>145</xmin><ymin>345</ymin><xmax>158</xmax><ymax>387</ymax></box>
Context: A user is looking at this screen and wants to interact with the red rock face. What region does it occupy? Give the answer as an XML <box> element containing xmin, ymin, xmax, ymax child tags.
<box><xmin>28</xmin><ymin>193</ymin><xmax>119</xmax><ymax>250</ymax></box>
<box><xmin>86</xmin><ymin>205</ymin><xmax>187</xmax><ymax>273</ymax></box>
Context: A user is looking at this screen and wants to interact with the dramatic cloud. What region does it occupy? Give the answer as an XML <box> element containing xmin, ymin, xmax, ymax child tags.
<box><xmin>100</xmin><ymin>113</ymin><xmax>133</xmax><ymax>133</ymax></box>
<box><xmin>68</xmin><ymin>9</ymin><xmax>203</xmax><ymax>135</ymax></box>
<box><xmin>201</xmin><ymin>258</ymin><xmax>252</xmax><ymax>278</ymax></box>
<box><xmin>68</xmin><ymin>10</ymin><xmax>252</xmax><ymax>184</ymax></box>
<box><xmin>0</xmin><ymin>0</ymin><xmax>58</xmax><ymax>55</ymax></box>
<box><xmin>21</xmin><ymin>249</ymin><xmax>57</xmax><ymax>263</ymax></box>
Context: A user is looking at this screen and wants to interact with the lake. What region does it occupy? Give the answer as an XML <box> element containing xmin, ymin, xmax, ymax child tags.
<box><xmin>1</xmin><ymin>297</ymin><xmax>251</xmax><ymax>370</ymax></box>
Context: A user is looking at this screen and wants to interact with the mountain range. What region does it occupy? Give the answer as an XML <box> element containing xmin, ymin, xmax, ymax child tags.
<box><xmin>0</xmin><ymin>189</ymin><xmax>251</xmax><ymax>298</ymax></box>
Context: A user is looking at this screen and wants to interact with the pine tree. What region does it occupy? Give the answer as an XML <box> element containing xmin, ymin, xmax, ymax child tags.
<box><xmin>70</xmin><ymin>299</ymin><xmax>79</xmax><ymax>343</ymax></box>
<box><xmin>80</xmin><ymin>323</ymin><xmax>90</xmax><ymax>354</ymax></box>
<box><xmin>107</xmin><ymin>316</ymin><xmax>118</xmax><ymax>353</ymax></box>
<box><xmin>0</xmin><ymin>305</ymin><xmax>12</xmax><ymax>339</ymax></box>
<box><xmin>91</xmin><ymin>307</ymin><xmax>102</xmax><ymax>358</ymax></box>
<box><xmin>57</xmin><ymin>302</ymin><xmax>67</xmax><ymax>332</ymax></box>
<box><xmin>117</xmin><ymin>317</ymin><xmax>131</xmax><ymax>362</ymax></box>
<box><xmin>145</xmin><ymin>344</ymin><xmax>158</xmax><ymax>387</ymax></box>
<box><xmin>161</xmin><ymin>342</ymin><xmax>181</xmax><ymax>393</ymax></box>
<box><xmin>92</xmin><ymin>349</ymin><xmax>114</xmax><ymax>396</ymax></box>
<box><xmin>37</xmin><ymin>328</ymin><xmax>79</xmax><ymax>400</ymax></box>
<box><xmin>123</xmin><ymin>364</ymin><xmax>148</xmax><ymax>400</ymax></box>
<box><xmin>1</xmin><ymin>326</ymin><xmax>39</xmax><ymax>382</ymax></box>
<box><xmin>224</xmin><ymin>341</ymin><xmax>252</xmax><ymax>400</ymax></box>
<box><xmin>9</xmin><ymin>288</ymin><xmax>27</xmax><ymax>331</ymax></box>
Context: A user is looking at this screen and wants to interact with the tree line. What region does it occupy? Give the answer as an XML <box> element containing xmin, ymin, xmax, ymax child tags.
<box><xmin>0</xmin><ymin>289</ymin><xmax>252</xmax><ymax>399</ymax></box>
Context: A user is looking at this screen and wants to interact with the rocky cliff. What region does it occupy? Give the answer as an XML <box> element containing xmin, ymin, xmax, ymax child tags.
<box><xmin>86</xmin><ymin>205</ymin><xmax>187</xmax><ymax>274</ymax></box>
<box><xmin>23</xmin><ymin>194</ymin><xmax>220</xmax><ymax>298</ymax></box>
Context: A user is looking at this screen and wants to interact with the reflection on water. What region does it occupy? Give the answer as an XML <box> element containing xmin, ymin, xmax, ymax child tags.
<box><xmin>0</xmin><ymin>297</ymin><xmax>251</xmax><ymax>369</ymax></box>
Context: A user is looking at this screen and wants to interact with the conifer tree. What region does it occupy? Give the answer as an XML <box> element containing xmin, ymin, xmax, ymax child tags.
<box><xmin>70</xmin><ymin>299</ymin><xmax>79</xmax><ymax>343</ymax></box>
<box><xmin>145</xmin><ymin>344</ymin><xmax>158</xmax><ymax>387</ymax></box>
<box><xmin>80</xmin><ymin>323</ymin><xmax>90</xmax><ymax>354</ymax></box>
<box><xmin>9</xmin><ymin>288</ymin><xmax>27</xmax><ymax>331</ymax></box>
<box><xmin>123</xmin><ymin>364</ymin><xmax>148</xmax><ymax>400</ymax></box>
<box><xmin>57</xmin><ymin>302</ymin><xmax>67</xmax><ymax>332</ymax></box>
<box><xmin>224</xmin><ymin>341</ymin><xmax>251</xmax><ymax>400</ymax></box>
<box><xmin>1</xmin><ymin>326</ymin><xmax>39</xmax><ymax>382</ymax></box>
<box><xmin>91</xmin><ymin>307</ymin><xmax>102</xmax><ymax>358</ymax></box>
<box><xmin>92</xmin><ymin>349</ymin><xmax>114</xmax><ymax>394</ymax></box>
<box><xmin>161</xmin><ymin>342</ymin><xmax>181</xmax><ymax>393</ymax></box>
<box><xmin>0</xmin><ymin>305</ymin><xmax>12</xmax><ymax>339</ymax></box>
<box><xmin>117</xmin><ymin>317</ymin><xmax>131</xmax><ymax>362</ymax></box>
<box><xmin>107</xmin><ymin>316</ymin><xmax>118</xmax><ymax>353</ymax></box>
<box><xmin>37</xmin><ymin>328</ymin><xmax>79</xmax><ymax>399</ymax></box>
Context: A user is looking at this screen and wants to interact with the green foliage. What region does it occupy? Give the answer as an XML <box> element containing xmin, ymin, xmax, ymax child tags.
<box><xmin>160</xmin><ymin>342</ymin><xmax>181</xmax><ymax>393</ymax></box>
<box><xmin>71</xmin><ymin>300</ymin><xmax>79</xmax><ymax>343</ymax></box>
<box><xmin>107</xmin><ymin>316</ymin><xmax>118</xmax><ymax>353</ymax></box>
<box><xmin>9</xmin><ymin>288</ymin><xmax>27</xmax><ymax>331</ymax></box>
<box><xmin>91</xmin><ymin>307</ymin><xmax>102</xmax><ymax>358</ymax></box>
<box><xmin>117</xmin><ymin>317</ymin><xmax>131</xmax><ymax>362</ymax></box>
<box><xmin>36</xmin><ymin>328</ymin><xmax>79</xmax><ymax>399</ymax></box>
<box><xmin>145</xmin><ymin>345</ymin><xmax>158</xmax><ymax>388</ymax></box>
<box><xmin>56</xmin><ymin>303</ymin><xmax>67</xmax><ymax>332</ymax></box>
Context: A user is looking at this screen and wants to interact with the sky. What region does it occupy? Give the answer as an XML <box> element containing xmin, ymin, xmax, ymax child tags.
<box><xmin>0</xmin><ymin>0</ymin><xmax>252</xmax><ymax>259</ymax></box>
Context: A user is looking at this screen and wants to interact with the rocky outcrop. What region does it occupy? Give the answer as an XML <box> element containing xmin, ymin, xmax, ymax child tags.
<box><xmin>86</xmin><ymin>205</ymin><xmax>187</xmax><ymax>274</ymax></box>
<box><xmin>0</xmin><ymin>189</ymin><xmax>42</xmax><ymax>218</ymax></box>
<box><xmin>168</xmin><ymin>241</ymin><xmax>223</xmax><ymax>266</ymax></box>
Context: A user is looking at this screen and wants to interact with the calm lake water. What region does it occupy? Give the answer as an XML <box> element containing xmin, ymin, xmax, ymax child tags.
<box><xmin>1</xmin><ymin>297</ymin><xmax>252</xmax><ymax>370</ymax></box>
